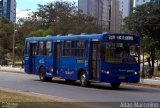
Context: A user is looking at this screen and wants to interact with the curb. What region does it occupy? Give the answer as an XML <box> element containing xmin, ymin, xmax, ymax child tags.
<box><xmin>0</xmin><ymin>70</ymin><xmax>25</xmax><ymax>74</ymax></box>
<box><xmin>0</xmin><ymin>67</ymin><xmax>24</xmax><ymax>74</ymax></box>
<box><xmin>122</xmin><ymin>82</ymin><xmax>160</xmax><ymax>88</ymax></box>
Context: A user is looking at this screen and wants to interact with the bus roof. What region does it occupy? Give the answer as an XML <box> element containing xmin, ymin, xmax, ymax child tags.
<box><xmin>26</xmin><ymin>34</ymin><xmax>103</xmax><ymax>41</ymax></box>
<box><xmin>25</xmin><ymin>33</ymin><xmax>140</xmax><ymax>44</ymax></box>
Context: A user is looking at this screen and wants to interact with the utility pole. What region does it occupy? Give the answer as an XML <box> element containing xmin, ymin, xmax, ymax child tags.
<box><xmin>12</xmin><ymin>9</ymin><xmax>31</xmax><ymax>67</ymax></box>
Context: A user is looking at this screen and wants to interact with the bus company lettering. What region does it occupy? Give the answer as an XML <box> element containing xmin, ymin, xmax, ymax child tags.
<box><xmin>65</xmin><ymin>71</ymin><xmax>74</xmax><ymax>75</ymax></box>
<box><xmin>39</xmin><ymin>59</ymin><xmax>44</xmax><ymax>64</ymax></box>
<box><xmin>109</xmin><ymin>35</ymin><xmax>134</xmax><ymax>41</ymax></box>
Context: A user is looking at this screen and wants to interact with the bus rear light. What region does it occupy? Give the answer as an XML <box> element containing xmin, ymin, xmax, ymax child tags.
<box><xmin>51</xmin><ymin>68</ymin><xmax>53</xmax><ymax>72</ymax></box>
<box><xmin>102</xmin><ymin>70</ymin><xmax>110</xmax><ymax>74</ymax></box>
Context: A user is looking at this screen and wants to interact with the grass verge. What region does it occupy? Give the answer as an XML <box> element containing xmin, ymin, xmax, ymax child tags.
<box><xmin>0</xmin><ymin>90</ymin><xmax>85</xmax><ymax>108</ymax></box>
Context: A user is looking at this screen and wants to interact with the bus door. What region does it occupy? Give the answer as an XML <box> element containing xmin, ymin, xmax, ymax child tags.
<box><xmin>53</xmin><ymin>42</ymin><xmax>61</xmax><ymax>76</ymax></box>
<box><xmin>90</xmin><ymin>42</ymin><xmax>100</xmax><ymax>80</ymax></box>
<box><xmin>25</xmin><ymin>42</ymin><xmax>37</xmax><ymax>74</ymax></box>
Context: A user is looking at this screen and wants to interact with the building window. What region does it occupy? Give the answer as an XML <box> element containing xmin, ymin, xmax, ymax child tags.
<box><xmin>143</xmin><ymin>0</ymin><xmax>145</xmax><ymax>2</ymax></box>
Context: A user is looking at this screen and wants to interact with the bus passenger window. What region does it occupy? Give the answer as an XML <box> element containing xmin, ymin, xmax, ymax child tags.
<box><xmin>26</xmin><ymin>42</ymin><xmax>30</xmax><ymax>56</ymax></box>
<box><xmin>63</xmin><ymin>40</ymin><xmax>75</xmax><ymax>57</ymax></box>
<box><xmin>46</xmin><ymin>41</ymin><xmax>52</xmax><ymax>56</ymax></box>
<box><xmin>38</xmin><ymin>41</ymin><xmax>44</xmax><ymax>55</ymax></box>
<box><xmin>75</xmin><ymin>40</ymin><xmax>87</xmax><ymax>57</ymax></box>
<box><xmin>105</xmin><ymin>45</ymin><xmax>109</xmax><ymax>61</ymax></box>
<box><xmin>32</xmin><ymin>44</ymin><xmax>37</xmax><ymax>55</ymax></box>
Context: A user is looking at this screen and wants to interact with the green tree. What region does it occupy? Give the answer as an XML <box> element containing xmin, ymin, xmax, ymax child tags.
<box><xmin>123</xmin><ymin>3</ymin><xmax>160</xmax><ymax>77</ymax></box>
<box><xmin>16</xmin><ymin>1</ymin><xmax>102</xmax><ymax>39</ymax></box>
<box><xmin>15</xmin><ymin>1</ymin><xmax>102</xmax><ymax>60</ymax></box>
<box><xmin>29</xmin><ymin>29</ymin><xmax>53</xmax><ymax>36</ymax></box>
<box><xmin>0</xmin><ymin>17</ymin><xmax>13</xmax><ymax>59</ymax></box>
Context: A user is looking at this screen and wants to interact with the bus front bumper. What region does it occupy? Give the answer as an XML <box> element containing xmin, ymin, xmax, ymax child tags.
<box><xmin>105</xmin><ymin>74</ymin><xmax>140</xmax><ymax>83</ymax></box>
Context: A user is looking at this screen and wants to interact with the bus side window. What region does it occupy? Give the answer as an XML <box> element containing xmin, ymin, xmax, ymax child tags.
<box><xmin>38</xmin><ymin>41</ymin><xmax>45</xmax><ymax>55</ymax></box>
<box><xmin>63</xmin><ymin>40</ymin><xmax>75</xmax><ymax>57</ymax></box>
<box><xmin>105</xmin><ymin>45</ymin><xmax>109</xmax><ymax>61</ymax></box>
<box><xmin>32</xmin><ymin>44</ymin><xmax>37</xmax><ymax>55</ymax></box>
<box><xmin>76</xmin><ymin>40</ymin><xmax>87</xmax><ymax>57</ymax></box>
<box><xmin>63</xmin><ymin>41</ymin><xmax>71</xmax><ymax>56</ymax></box>
<box><xmin>46</xmin><ymin>41</ymin><xmax>52</xmax><ymax>56</ymax></box>
<box><xmin>100</xmin><ymin>44</ymin><xmax>105</xmax><ymax>60</ymax></box>
<box><xmin>26</xmin><ymin>42</ymin><xmax>30</xmax><ymax>56</ymax></box>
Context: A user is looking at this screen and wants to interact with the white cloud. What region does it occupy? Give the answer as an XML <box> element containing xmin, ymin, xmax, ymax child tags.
<box><xmin>31</xmin><ymin>0</ymin><xmax>77</xmax><ymax>3</ymax></box>
<box><xmin>31</xmin><ymin>0</ymin><xmax>54</xmax><ymax>2</ymax></box>
<box><xmin>16</xmin><ymin>0</ymin><xmax>77</xmax><ymax>19</ymax></box>
<box><xmin>16</xmin><ymin>9</ymin><xmax>33</xmax><ymax>19</ymax></box>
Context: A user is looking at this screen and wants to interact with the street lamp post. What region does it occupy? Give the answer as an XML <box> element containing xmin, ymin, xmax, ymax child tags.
<box><xmin>12</xmin><ymin>9</ymin><xmax>31</xmax><ymax>67</ymax></box>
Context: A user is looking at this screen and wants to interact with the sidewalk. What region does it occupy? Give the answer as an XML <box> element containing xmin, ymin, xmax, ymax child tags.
<box><xmin>140</xmin><ymin>78</ymin><xmax>160</xmax><ymax>86</ymax></box>
<box><xmin>0</xmin><ymin>66</ymin><xmax>160</xmax><ymax>86</ymax></box>
<box><xmin>0</xmin><ymin>66</ymin><xmax>24</xmax><ymax>73</ymax></box>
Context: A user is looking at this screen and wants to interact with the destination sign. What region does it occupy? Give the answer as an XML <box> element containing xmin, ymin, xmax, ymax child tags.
<box><xmin>108</xmin><ymin>35</ymin><xmax>134</xmax><ymax>41</ymax></box>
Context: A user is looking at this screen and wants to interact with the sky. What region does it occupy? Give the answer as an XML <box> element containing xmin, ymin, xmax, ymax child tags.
<box><xmin>16</xmin><ymin>0</ymin><xmax>78</xmax><ymax>18</ymax></box>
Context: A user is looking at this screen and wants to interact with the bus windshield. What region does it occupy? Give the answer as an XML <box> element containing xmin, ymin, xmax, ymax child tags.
<box><xmin>101</xmin><ymin>43</ymin><xmax>139</xmax><ymax>64</ymax></box>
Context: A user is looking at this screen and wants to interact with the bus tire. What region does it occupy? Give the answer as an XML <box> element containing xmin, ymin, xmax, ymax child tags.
<box><xmin>47</xmin><ymin>77</ymin><xmax>52</xmax><ymax>82</ymax></box>
<box><xmin>110</xmin><ymin>82</ymin><xmax>121</xmax><ymax>88</ymax></box>
<box><xmin>80</xmin><ymin>72</ymin><xmax>90</xmax><ymax>87</ymax></box>
<box><xmin>39</xmin><ymin>67</ymin><xmax>48</xmax><ymax>82</ymax></box>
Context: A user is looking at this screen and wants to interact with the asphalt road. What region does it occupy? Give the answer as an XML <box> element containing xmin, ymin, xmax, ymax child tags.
<box><xmin>0</xmin><ymin>72</ymin><xmax>160</xmax><ymax>107</ymax></box>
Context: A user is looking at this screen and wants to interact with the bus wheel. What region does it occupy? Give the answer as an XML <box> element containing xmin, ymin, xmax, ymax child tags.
<box><xmin>47</xmin><ymin>77</ymin><xmax>52</xmax><ymax>82</ymax></box>
<box><xmin>80</xmin><ymin>73</ymin><xmax>90</xmax><ymax>87</ymax></box>
<box><xmin>110</xmin><ymin>82</ymin><xmax>121</xmax><ymax>88</ymax></box>
<box><xmin>39</xmin><ymin>67</ymin><xmax>47</xmax><ymax>82</ymax></box>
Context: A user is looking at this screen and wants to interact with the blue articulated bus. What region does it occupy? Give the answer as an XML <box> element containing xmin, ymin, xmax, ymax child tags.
<box><xmin>24</xmin><ymin>33</ymin><xmax>140</xmax><ymax>88</ymax></box>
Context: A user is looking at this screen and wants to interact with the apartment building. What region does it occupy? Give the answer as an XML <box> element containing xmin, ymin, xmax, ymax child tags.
<box><xmin>78</xmin><ymin>0</ymin><xmax>103</xmax><ymax>25</ymax></box>
<box><xmin>0</xmin><ymin>0</ymin><xmax>3</xmax><ymax>16</ymax></box>
<box><xmin>110</xmin><ymin>0</ymin><xmax>121</xmax><ymax>33</ymax></box>
<box><xmin>78</xmin><ymin>0</ymin><xmax>121</xmax><ymax>33</ymax></box>
<box><xmin>151</xmin><ymin>0</ymin><xmax>160</xmax><ymax>4</ymax></box>
<box><xmin>0</xmin><ymin>0</ymin><xmax>16</xmax><ymax>22</ymax></box>
<box><xmin>119</xmin><ymin>0</ymin><xmax>134</xmax><ymax>19</ymax></box>
<box><xmin>133</xmin><ymin>0</ymin><xmax>151</xmax><ymax>7</ymax></box>
<box><xmin>102</xmin><ymin>0</ymin><xmax>111</xmax><ymax>31</ymax></box>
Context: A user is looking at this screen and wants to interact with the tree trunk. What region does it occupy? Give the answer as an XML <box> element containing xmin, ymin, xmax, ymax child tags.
<box><xmin>141</xmin><ymin>50</ymin><xmax>145</xmax><ymax>78</ymax></box>
<box><xmin>147</xmin><ymin>56</ymin><xmax>152</xmax><ymax>78</ymax></box>
<box><xmin>147</xmin><ymin>57</ymin><xmax>151</xmax><ymax>68</ymax></box>
<box><xmin>150</xmin><ymin>48</ymin><xmax>155</xmax><ymax>78</ymax></box>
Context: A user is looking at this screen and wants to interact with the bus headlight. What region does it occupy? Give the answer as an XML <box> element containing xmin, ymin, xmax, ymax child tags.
<box><xmin>102</xmin><ymin>70</ymin><xmax>110</xmax><ymax>74</ymax></box>
<box><xmin>51</xmin><ymin>68</ymin><xmax>53</xmax><ymax>72</ymax></box>
<box><xmin>134</xmin><ymin>72</ymin><xmax>138</xmax><ymax>75</ymax></box>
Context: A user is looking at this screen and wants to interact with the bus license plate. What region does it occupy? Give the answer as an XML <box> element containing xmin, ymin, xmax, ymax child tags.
<box><xmin>118</xmin><ymin>76</ymin><xmax>125</xmax><ymax>79</ymax></box>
